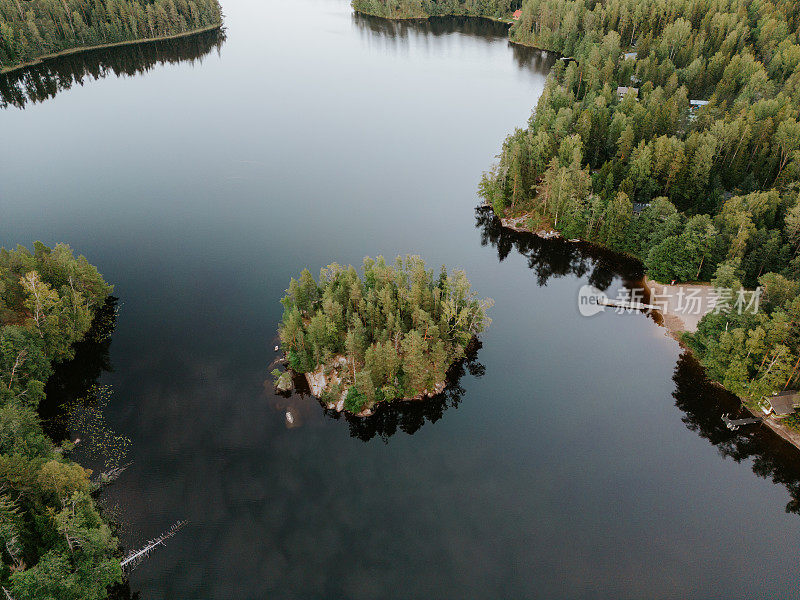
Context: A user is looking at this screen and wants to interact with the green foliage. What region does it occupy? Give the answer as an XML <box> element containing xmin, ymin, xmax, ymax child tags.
<box><xmin>473</xmin><ymin>0</ymin><xmax>800</xmax><ymax>290</ymax></box>
<box><xmin>443</xmin><ymin>0</ymin><xmax>800</xmax><ymax>409</ymax></box>
<box><xmin>279</xmin><ymin>256</ymin><xmax>492</xmax><ymax>412</ymax></box>
<box><xmin>685</xmin><ymin>294</ymin><xmax>800</xmax><ymax>406</ymax></box>
<box><xmin>0</xmin><ymin>0</ymin><xmax>223</xmax><ymax>70</ymax></box>
<box><xmin>0</xmin><ymin>243</ymin><xmax>119</xmax><ymax>598</ymax></box>
<box><xmin>344</xmin><ymin>382</ymin><xmax>369</xmax><ymax>413</ymax></box>
<box><xmin>351</xmin><ymin>0</ymin><xmax>521</xmax><ymax>19</ymax></box>
<box><xmin>646</xmin><ymin>234</ymin><xmax>699</xmax><ymax>283</ymax></box>
<box><xmin>759</xmin><ymin>272</ymin><xmax>800</xmax><ymax>311</ymax></box>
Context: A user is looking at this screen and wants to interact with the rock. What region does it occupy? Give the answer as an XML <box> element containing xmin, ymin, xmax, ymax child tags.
<box><xmin>335</xmin><ymin>398</ymin><xmax>345</xmax><ymax>412</ymax></box>
<box><xmin>275</xmin><ymin>371</ymin><xmax>293</xmax><ymax>392</ymax></box>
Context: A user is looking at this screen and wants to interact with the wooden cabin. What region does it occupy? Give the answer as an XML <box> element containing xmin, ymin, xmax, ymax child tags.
<box><xmin>761</xmin><ymin>391</ymin><xmax>800</xmax><ymax>418</ymax></box>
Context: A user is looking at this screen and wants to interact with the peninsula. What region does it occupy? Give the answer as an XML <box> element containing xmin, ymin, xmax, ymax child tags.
<box><xmin>0</xmin><ymin>0</ymin><xmax>223</xmax><ymax>73</ymax></box>
<box><xmin>354</xmin><ymin>0</ymin><xmax>800</xmax><ymax>445</ymax></box>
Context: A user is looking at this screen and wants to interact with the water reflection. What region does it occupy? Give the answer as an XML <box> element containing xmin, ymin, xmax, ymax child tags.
<box><xmin>352</xmin><ymin>12</ymin><xmax>555</xmax><ymax>72</ymax></box>
<box><xmin>673</xmin><ymin>352</ymin><xmax>800</xmax><ymax>514</ymax></box>
<box><xmin>328</xmin><ymin>341</ymin><xmax>485</xmax><ymax>442</ymax></box>
<box><xmin>353</xmin><ymin>12</ymin><xmax>512</xmax><ymax>39</ymax></box>
<box><xmin>0</xmin><ymin>28</ymin><xmax>226</xmax><ymax>109</ymax></box>
<box><xmin>40</xmin><ymin>297</ymin><xmax>140</xmax><ymax>598</ymax></box>
<box><xmin>476</xmin><ymin>206</ymin><xmax>800</xmax><ymax>514</ymax></box>
<box><xmin>270</xmin><ymin>341</ymin><xmax>486</xmax><ymax>442</ymax></box>
<box><xmin>475</xmin><ymin>206</ymin><xmax>644</xmax><ymax>290</ymax></box>
<box><xmin>40</xmin><ymin>296</ymin><xmax>118</xmax><ymax>443</ymax></box>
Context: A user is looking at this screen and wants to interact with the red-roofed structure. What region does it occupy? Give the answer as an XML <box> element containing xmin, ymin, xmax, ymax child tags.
<box><xmin>512</xmin><ymin>9</ymin><xmax>522</xmax><ymax>19</ymax></box>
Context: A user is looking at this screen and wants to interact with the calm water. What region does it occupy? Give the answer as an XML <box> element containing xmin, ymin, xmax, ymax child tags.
<box><xmin>2</xmin><ymin>1</ymin><xmax>800</xmax><ymax>598</ymax></box>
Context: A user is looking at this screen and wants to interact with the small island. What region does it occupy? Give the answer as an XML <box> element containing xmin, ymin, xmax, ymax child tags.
<box><xmin>273</xmin><ymin>255</ymin><xmax>492</xmax><ymax>416</ymax></box>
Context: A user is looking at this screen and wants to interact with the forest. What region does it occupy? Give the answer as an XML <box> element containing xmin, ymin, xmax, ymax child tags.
<box><xmin>0</xmin><ymin>26</ymin><xmax>225</xmax><ymax>108</ymax></box>
<box><xmin>0</xmin><ymin>0</ymin><xmax>223</xmax><ymax>71</ymax></box>
<box><xmin>0</xmin><ymin>243</ymin><xmax>120</xmax><ymax>599</ymax></box>
<box><xmin>276</xmin><ymin>256</ymin><xmax>492</xmax><ymax>414</ymax></box>
<box><xmin>473</xmin><ymin>0</ymin><xmax>800</xmax><ymax>420</ymax></box>
<box><xmin>350</xmin><ymin>0</ymin><xmax>800</xmax><ymax>423</ymax></box>
<box><xmin>481</xmin><ymin>0</ymin><xmax>800</xmax><ymax>283</ymax></box>
<box><xmin>351</xmin><ymin>0</ymin><xmax>520</xmax><ymax>20</ymax></box>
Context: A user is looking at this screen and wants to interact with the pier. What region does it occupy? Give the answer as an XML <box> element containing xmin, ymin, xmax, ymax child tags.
<box><xmin>722</xmin><ymin>414</ymin><xmax>763</xmax><ymax>430</ymax></box>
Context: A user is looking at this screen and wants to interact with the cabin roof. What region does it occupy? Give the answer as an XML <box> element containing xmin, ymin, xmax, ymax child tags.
<box><xmin>512</xmin><ymin>9</ymin><xmax>522</xmax><ymax>19</ymax></box>
<box><xmin>617</xmin><ymin>86</ymin><xmax>639</xmax><ymax>96</ymax></box>
<box><xmin>624</xmin><ymin>52</ymin><xmax>637</xmax><ymax>60</ymax></box>
<box><xmin>690</xmin><ymin>99</ymin><xmax>709</xmax><ymax>106</ymax></box>
<box><xmin>766</xmin><ymin>391</ymin><xmax>800</xmax><ymax>416</ymax></box>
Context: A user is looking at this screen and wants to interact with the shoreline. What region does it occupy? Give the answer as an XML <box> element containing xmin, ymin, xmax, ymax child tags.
<box><xmin>0</xmin><ymin>22</ymin><xmax>223</xmax><ymax>75</ymax></box>
<box><xmin>280</xmin><ymin>337</ymin><xmax>479</xmax><ymax>417</ymax></box>
<box><xmin>301</xmin><ymin>351</ymin><xmax>458</xmax><ymax>417</ymax></box>
<box><xmin>490</xmin><ymin>212</ymin><xmax>800</xmax><ymax>453</ymax></box>
<box><xmin>646</xmin><ymin>267</ymin><xmax>800</xmax><ymax>452</ymax></box>
<box><xmin>642</xmin><ymin>277</ymin><xmax>715</xmax><ymax>336</ymax></box>
<box><xmin>354</xmin><ymin>9</ymin><xmax>514</xmax><ymax>25</ymax></box>
<box><xmin>353</xmin><ymin>9</ymin><xmax>558</xmax><ymax>53</ymax></box>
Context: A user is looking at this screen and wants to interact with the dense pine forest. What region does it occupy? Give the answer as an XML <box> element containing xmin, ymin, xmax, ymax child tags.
<box><xmin>481</xmin><ymin>0</ymin><xmax>800</xmax><ymax>282</ymax></box>
<box><xmin>0</xmin><ymin>0</ymin><xmax>222</xmax><ymax>71</ymax></box>
<box><xmin>350</xmin><ymin>0</ymin><xmax>800</xmax><ymax>423</ymax></box>
<box><xmin>475</xmin><ymin>0</ymin><xmax>800</xmax><ymax>420</ymax></box>
<box><xmin>277</xmin><ymin>256</ymin><xmax>492</xmax><ymax>414</ymax></box>
<box><xmin>0</xmin><ymin>243</ymin><xmax>120</xmax><ymax>599</ymax></box>
<box><xmin>351</xmin><ymin>0</ymin><xmax>520</xmax><ymax>19</ymax></box>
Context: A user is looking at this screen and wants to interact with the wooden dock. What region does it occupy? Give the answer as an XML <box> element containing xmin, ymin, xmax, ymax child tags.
<box><xmin>722</xmin><ymin>414</ymin><xmax>763</xmax><ymax>430</ymax></box>
<box><xmin>599</xmin><ymin>299</ymin><xmax>659</xmax><ymax>312</ymax></box>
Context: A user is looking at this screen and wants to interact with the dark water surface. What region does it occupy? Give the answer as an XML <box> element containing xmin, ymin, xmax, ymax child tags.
<box><xmin>2</xmin><ymin>1</ymin><xmax>800</xmax><ymax>598</ymax></box>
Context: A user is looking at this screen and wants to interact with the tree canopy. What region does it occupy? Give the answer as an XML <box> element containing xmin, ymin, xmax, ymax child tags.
<box><xmin>352</xmin><ymin>0</ymin><xmax>800</xmax><ymax>424</ymax></box>
<box><xmin>0</xmin><ymin>242</ymin><xmax>120</xmax><ymax>599</ymax></box>
<box><xmin>476</xmin><ymin>0</ymin><xmax>800</xmax><ymax>287</ymax></box>
<box><xmin>351</xmin><ymin>0</ymin><xmax>520</xmax><ymax>20</ymax></box>
<box><xmin>469</xmin><ymin>0</ymin><xmax>800</xmax><ymax>421</ymax></box>
<box><xmin>0</xmin><ymin>0</ymin><xmax>222</xmax><ymax>71</ymax></box>
<box><xmin>277</xmin><ymin>256</ymin><xmax>492</xmax><ymax>414</ymax></box>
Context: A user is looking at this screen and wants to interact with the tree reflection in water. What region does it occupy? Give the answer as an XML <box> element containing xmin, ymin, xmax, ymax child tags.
<box><xmin>476</xmin><ymin>204</ymin><xmax>800</xmax><ymax>515</ymax></box>
<box><xmin>0</xmin><ymin>28</ymin><xmax>226</xmax><ymax>109</ymax></box>
<box><xmin>40</xmin><ymin>296</ymin><xmax>118</xmax><ymax>443</ymax></box>
<box><xmin>352</xmin><ymin>13</ymin><xmax>555</xmax><ymax>80</ymax></box>
<box><xmin>38</xmin><ymin>297</ymin><xmax>142</xmax><ymax>599</ymax></box>
<box><xmin>276</xmin><ymin>341</ymin><xmax>486</xmax><ymax>443</ymax></box>
<box><xmin>329</xmin><ymin>340</ymin><xmax>485</xmax><ymax>442</ymax></box>
<box><xmin>673</xmin><ymin>352</ymin><xmax>800</xmax><ymax>514</ymax></box>
<box><xmin>475</xmin><ymin>206</ymin><xmax>644</xmax><ymax>290</ymax></box>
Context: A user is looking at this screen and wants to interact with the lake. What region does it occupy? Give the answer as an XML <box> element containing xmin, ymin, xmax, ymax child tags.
<box><xmin>2</xmin><ymin>0</ymin><xmax>800</xmax><ymax>598</ymax></box>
